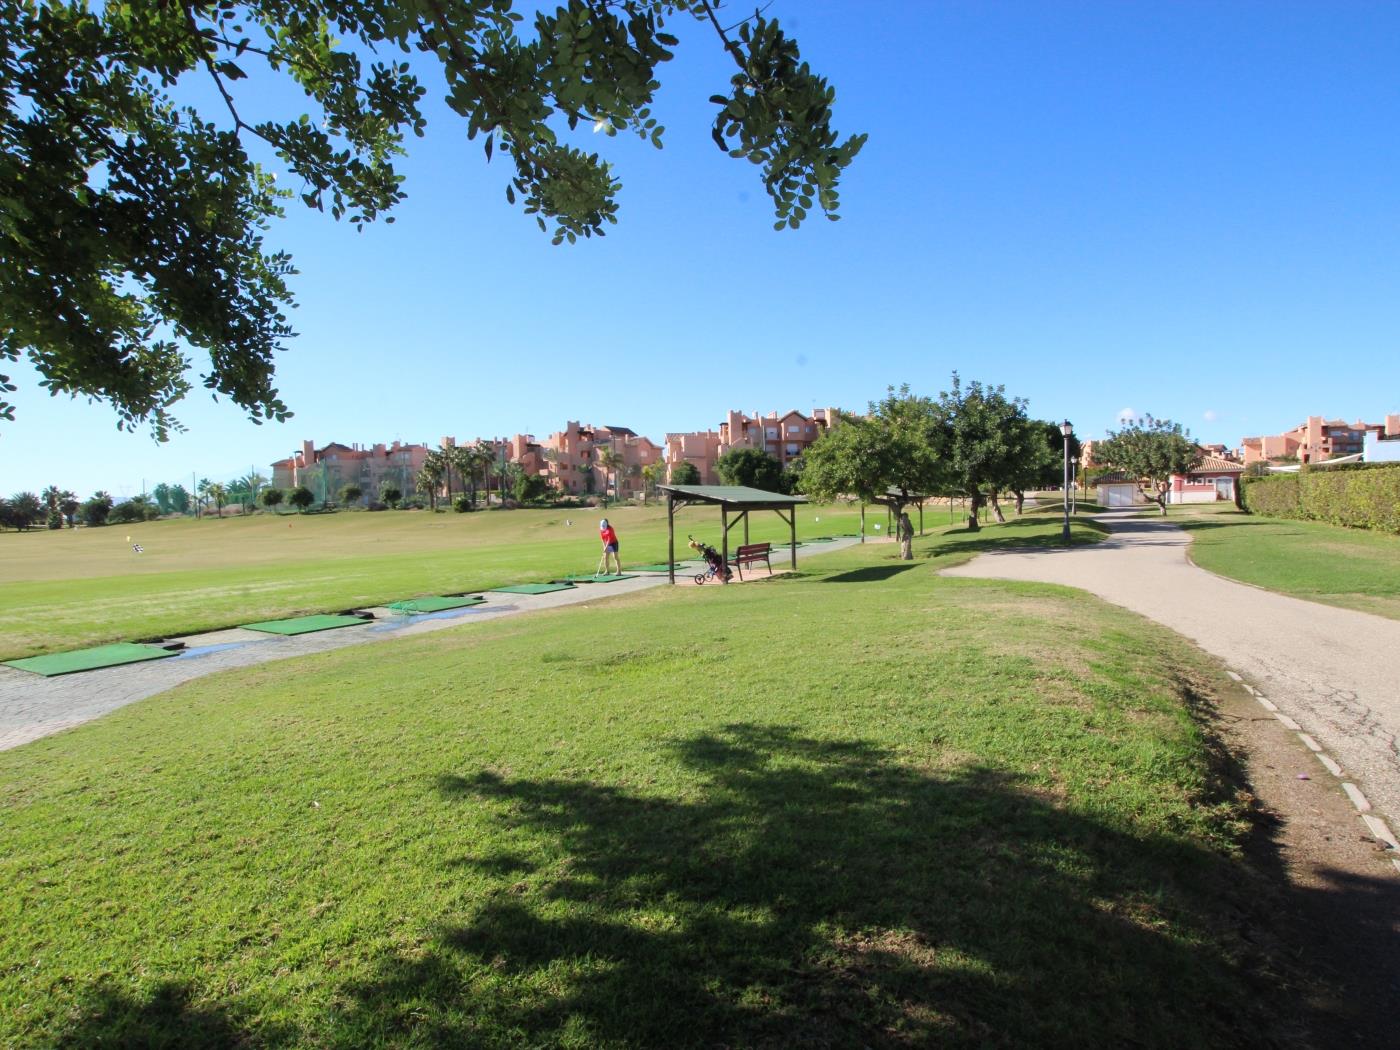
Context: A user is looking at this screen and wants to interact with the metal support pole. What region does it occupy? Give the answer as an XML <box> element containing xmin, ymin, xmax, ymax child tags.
<box><xmin>1062</xmin><ymin>437</ymin><xmax>1071</xmax><ymax>544</ymax></box>
<box><xmin>744</xmin><ymin>510</ymin><xmax>749</xmax><ymax>545</ymax></box>
<box><xmin>789</xmin><ymin>508</ymin><xmax>797</xmax><ymax>569</ymax></box>
<box><xmin>668</xmin><ymin>494</ymin><xmax>676</xmax><ymax>585</ymax></box>
<box><xmin>860</xmin><ymin>503</ymin><xmax>865</xmax><ymax>543</ymax></box>
<box><xmin>721</xmin><ymin>507</ymin><xmax>729</xmax><ymax>570</ymax></box>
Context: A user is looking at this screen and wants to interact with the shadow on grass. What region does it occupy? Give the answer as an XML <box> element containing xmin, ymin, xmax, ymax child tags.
<box><xmin>923</xmin><ymin>519</ymin><xmax>1109</xmax><ymax>559</ymax></box>
<box><xmin>54</xmin><ymin>980</ymin><xmax>290</xmax><ymax>1048</ymax></box>
<box><xmin>333</xmin><ymin>725</ymin><xmax>1314</xmax><ymax>1048</ymax></box>
<box><xmin>819</xmin><ymin>564</ymin><xmax>921</xmax><ymax>583</ymax></box>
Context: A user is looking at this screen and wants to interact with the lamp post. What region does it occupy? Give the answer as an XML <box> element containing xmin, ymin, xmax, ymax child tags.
<box><xmin>1060</xmin><ymin>420</ymin><xmax>1073</xmax><ymax>544</ymax></box>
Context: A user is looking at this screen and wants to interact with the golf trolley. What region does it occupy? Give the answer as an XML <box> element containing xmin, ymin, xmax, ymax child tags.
<box><xmin>687</xmin><ymin>535</ymin><xmax>732</xmax><ymax>585</ymax></box>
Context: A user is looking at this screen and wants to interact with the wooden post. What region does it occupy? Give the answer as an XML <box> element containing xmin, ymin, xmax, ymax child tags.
<box><xmin>918</xmin><ymin>500</ymin><xmax>924</xmax><ymax>536</ymax></box>
<box><xmin>788</xmin><ymin>508</ymin><xmax>797</xmax><ymax>569</ymax></box>
<box><xmin>860</xmin><ymin>503</ymin><xmax>865</xmax><ymax>543</ymax></box>
<box><xmin>721</xmin><ymin>507</ymin><xmax>729</xmax><ymax>570</ymax></box>
<box><xmin>667</xmin><ymin>493</ymin><xmax>675</xmax><ymax>585</ymax></box>
<box><xmin>743</xmin><ymin>510</ymin><xmax>750</xmax><ymax>545</ymax></box>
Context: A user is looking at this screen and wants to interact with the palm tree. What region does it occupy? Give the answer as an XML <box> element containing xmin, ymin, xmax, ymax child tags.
<box><xmin>239</xmin><ymin>471</ymin><xmax>268</xmax><ymax>510</ymax></box>
<box><xmin>195</xmin><ymin>478</ymin><xmax>212</xmax><ymax>518</ymax></box>
<box><xmin>415</xmin><ymin>460</ymin><xmax>444</xmax><ymax>511</ymax></box>
<box><xmin>641</xmin><ymin>461</ymin><xmax>665</xmax><ymax>503</ymax></box>
<box><xmin>473</xmin><ymin>440</ymin><xmax>497</xmax><ymax>506</ymax></box>
<box><xmin>208</xmin><ymin>482</ymin><xmax>227</xmax><ymax>517</ymax></box>
<box><xmin>597</xmin><ymin>447</ymin><xmax>623</xmax><ymax>501</ymax></box>
<box><xmin>446</xmin><ymin>445</ymin><xmax>476</xmax><ymax>506</ymax></box>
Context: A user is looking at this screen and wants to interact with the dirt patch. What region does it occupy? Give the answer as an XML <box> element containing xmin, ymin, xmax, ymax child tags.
<box><xmin>1212</xmin><ymin>685</ymin><xmax>1400</xmax><ymax>1048</ymax></box>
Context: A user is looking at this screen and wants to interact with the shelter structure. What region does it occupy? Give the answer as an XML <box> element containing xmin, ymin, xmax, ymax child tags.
<box><xmin>659</xmin><ymin>485</ymin><xmax>809</xmax><ymax>585</ymax></box>
<box><xmin>868</xmin><ymin>489</ymin><xmax>930</xmax><ymax>540</ymax></box>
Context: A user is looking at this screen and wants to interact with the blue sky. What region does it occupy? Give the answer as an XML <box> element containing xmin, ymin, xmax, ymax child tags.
<box><xmin>5</xmin><ymin>1</ymin><xmax>1400</xmax><ymax>497</ymax></box>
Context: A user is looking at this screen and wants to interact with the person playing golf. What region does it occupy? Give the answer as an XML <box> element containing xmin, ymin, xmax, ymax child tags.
<box><xmin>598</xmin><ymin>518</ymin><xmax>621</xmax><ymax>576</ymax></box>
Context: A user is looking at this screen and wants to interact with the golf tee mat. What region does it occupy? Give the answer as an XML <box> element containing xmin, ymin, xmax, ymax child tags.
<box><xmin>488</xmin><ymin>582</ymin><xmax>576</xmax><ymax>595</ymax></box>
<box><xmin>241</xmin><ymin>614</ymin><xmax>370</xmax><ymax>635</ymax></box>
<box><xmin>385</xmin><ymin>595</ymin><xmax>486</xmax><ymax>613</ymax></box>
<box><xmin>4</xmin><ymin>642</ymin><xmax>178</xmax><ymax>677</ymax></box>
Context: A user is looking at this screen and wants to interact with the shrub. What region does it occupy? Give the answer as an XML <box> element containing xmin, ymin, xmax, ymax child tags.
<box><xmin>454</xmin><ymin>495</ymin><xmax>473</xmax><ymax>513</ymax></box>
<box><xmin>288</xmin><ymin>486</ymin><xmax>315</xmax><ymax>512</ymax></box>
<box><xmin>1243</xmin><ymin>464</ymin><xmax>1400</xmax><ymax>533</ymax></box>
<box><xmin>109</xmin><ymin>501</ymin><xmax>146</xmax><ymax>525</ymax></box>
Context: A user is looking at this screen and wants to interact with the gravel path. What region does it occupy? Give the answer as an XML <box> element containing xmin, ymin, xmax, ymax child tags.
<box><xmin>941</xmin><ymin>511</ymin><xmax>1400</xmax><ymax>829</ymax></box>
<box><xmin>0</xmin><ymin>539</ymin><xmax>859</xmax><ymax>752</ymax></box>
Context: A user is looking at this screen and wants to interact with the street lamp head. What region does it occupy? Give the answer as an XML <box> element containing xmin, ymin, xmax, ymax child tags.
<box><xmin>1060</xmin><ymin>420</ymin><xmax>1073</xmax><ymax>437</ymax></box>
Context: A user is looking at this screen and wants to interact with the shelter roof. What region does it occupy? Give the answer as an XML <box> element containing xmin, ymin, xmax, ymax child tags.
<box><xmin>1094</xmin><ymin>472</ymin><xmax>1137</xmax><ymax>484</ymax></box>
<box><xmin>660</xmin><ymin>485</ymin><xmax>808</xmax><ymax>508</ymax></box>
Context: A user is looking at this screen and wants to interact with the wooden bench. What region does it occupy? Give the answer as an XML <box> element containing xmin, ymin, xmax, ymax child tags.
<box><xmin>732</xmin><ymin>542</ymin><xmax>773</xmax><ymax>580</ymax></box>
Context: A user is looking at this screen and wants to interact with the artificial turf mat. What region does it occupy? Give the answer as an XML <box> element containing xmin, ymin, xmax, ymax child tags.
<box><xmin>488</xmin><ymin>583</ymin><xmax>576</xmax><ymax>595</ymax></box>
<box><xmin>3</xmin><ymin>642</ymin><xmax>177</xmax><ymax>677</ymax></box>
<box><xmin>385</xmin><ymin>595</ymin><xmax>486</xmax><ymax>613</ymax></box>
<box><xmin>560</xmin><ymin>574</ymin><xmax>637</xmax><ymax>583</ymax></box>
<box><xmin>240</xmin><ymin>614</ymin><xmax>369</xmax><ymax>635</ymax></box>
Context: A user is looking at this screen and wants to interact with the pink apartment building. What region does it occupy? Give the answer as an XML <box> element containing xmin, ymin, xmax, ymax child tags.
<box><xmin>1242</xmin><ymin>415</ymin><xmax>1386</xmax><ymax>465</ymax></box>
<box><xmin>271</xmin><ymin>439</ymin><xmax>432</xmax><ymax>504</ymax></box>
<box><xmin>665</xmin><ymin>407</ymin><xmax>840</xmax><ymax>484</ymax></box>
<box><xmin>538</xmin><ymin>422</ymin><xmax>663</xmax><ymax>497</ymax></box>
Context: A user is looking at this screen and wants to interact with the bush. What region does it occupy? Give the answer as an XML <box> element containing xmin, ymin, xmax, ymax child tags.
<box><xmin>454</xmin><ymin>495</ymin><xmax>473</xmax><ymax>512</ymax></box>
<box><xmin>367</xmin><ymin>501</ymin><xmax>387</xmax><ymax>512</ymax></box>
<box><xmin>1243</xmin><ymin>464</ymin><xmax>1400</xmax><ymax>533</ymax></box>
<box><xmin>109</xmin><ymin>501</ymin><xmax>146</xmax><ymax>525</ymax></box>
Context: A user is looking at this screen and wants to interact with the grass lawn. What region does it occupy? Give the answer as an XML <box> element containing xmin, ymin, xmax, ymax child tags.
<box><xmin>0</xmin><ymin>503</ymin><xmax>879</xmax><ymax>660</ymax></box>
<box><xmin>1179</xmin><ymin>511</ymin><xmax>1400</xmax><ymax>620</ymax></box>
<box><xmin>0</xmin><ymin>525</ymin><xmax>1303</xmax><ymax>1047</ymax></box>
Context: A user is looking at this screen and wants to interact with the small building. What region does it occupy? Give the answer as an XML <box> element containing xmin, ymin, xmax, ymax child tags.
<box><xmin>1168</xmin><ymin>456</ymin><xmax>1245</xmax><ymax>504</ymax></box>
<box><xmin>1095</xmin><ymin>472</ymin><xmax>1143</xmax><ymax>508</ymax></box>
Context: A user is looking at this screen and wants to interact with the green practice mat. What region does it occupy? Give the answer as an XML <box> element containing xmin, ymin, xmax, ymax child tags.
<box><xmin>385</xmin><ymin>595</ymin><xmax>486</xmax><ymax>613</ymax></box>
<box><xmin>627</xmin><ymin>563</ymin><xmax>687</xmax><ymax>572</ymax></box>
<box><xmin>241</xmin><ymin>614</ymin><xmax>368</xmax><ymax>635</ymax></box>
<box><xmin>489</xmin><ymin>583</ymin><xmax>576</xmax><ymax>595</ymax></box>
<box><xmin>4</xmin><ymin>642</ymin><xmax>177</xmax><ymax>677</ymax></box>
<box><xmin>561</xmin><ymin>574</ymin><xmax>636</xmax><ymax>583</ymax></box>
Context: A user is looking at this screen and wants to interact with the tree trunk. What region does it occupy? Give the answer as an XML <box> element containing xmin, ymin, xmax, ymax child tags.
<box><xmin>989</xmin><ymin>492</ymin><xmax>1006</xmax><ymax>524</ymax></box>
<box><xmin>898</xmin><ymin>511</ymin><xmax>913</xmax><ymax>560</ymax></box>
<box><xmin>967</xmin><ymin>493</ymin><xmax>983</xmax><ymax>531</ymax></box>
<box><xmin>1013</xmin><ymin>489</ymin><xmax>1024</xmax><ymax>515</ymax></box>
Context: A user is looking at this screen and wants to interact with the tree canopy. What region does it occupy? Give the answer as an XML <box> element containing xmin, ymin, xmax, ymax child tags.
<box><xmin>931</xmin><ymin>375</ymin><xmax>1036</xmax><ymax>530</ymax></box>
<box><xmin>1</xmin><ymin>1</ymin><xmax>863</xmax><ymax>438</ymax></box>
<box><xmin>715</xmin><ymin>447</ymin><xmax>783</xmax><ymax>491</ymax></box>
<box><xmin>1092</xmin><ymin>416</ymin><xmax>1199</xmax><ymax>515</ymax></box>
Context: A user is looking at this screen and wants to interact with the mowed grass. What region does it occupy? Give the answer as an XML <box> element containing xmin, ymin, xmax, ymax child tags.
<box><xmin>0</xmin><ymin>530</ymin><xmax>1302</xmax><ymax>1048</ymax></box>
<box><xmin>1179</xmin><ymin>511</ymin><xmax>1400</xmax><ymax>620</ymax></box>
<box><xmin>0</xmin><ymin>503</ymin><xmax>875</xmax><ymax>660</ymax></box>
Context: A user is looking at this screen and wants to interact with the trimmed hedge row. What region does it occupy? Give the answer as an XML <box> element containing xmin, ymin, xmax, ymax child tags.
<box><xmin>1242</xmin><ymin>464</ymin><xmax>1400</xmax><ymax>533</ymax></box>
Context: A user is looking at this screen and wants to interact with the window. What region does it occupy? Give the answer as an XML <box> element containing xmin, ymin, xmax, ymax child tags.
<box><xmin>766</xmin><ymin>427</ymin><xmax>777</xmax><ymax>438</ymax></box>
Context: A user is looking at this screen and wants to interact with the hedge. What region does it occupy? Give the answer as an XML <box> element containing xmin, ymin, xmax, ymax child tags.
<box><xmin>1242</xmin><ymin>464</ymin><xmax>1400</xmax><ymax>534</ymax></box>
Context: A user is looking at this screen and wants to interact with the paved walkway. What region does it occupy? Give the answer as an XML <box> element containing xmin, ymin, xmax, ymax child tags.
<box><xmin>0</xmin><ymin>539</ymin><xmax>859</xmax><ymax>751</ymax></box>
<box><xmin>941</xmin><ymin>512</ymin><xmax>1400</xmax><ymax>829</ymax></box>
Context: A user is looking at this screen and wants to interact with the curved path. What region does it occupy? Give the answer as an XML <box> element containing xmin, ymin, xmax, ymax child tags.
<box><xmin>942</xmin><ymin>512</ymin><xmax>1400</xmax><ymax>830</ymax></box>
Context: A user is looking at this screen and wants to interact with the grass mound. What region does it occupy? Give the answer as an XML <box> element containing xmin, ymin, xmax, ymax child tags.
<box><xmin>0</xmin><ymin>531</ymin><xmax>1302</xmax><ymax>1047</ymax></box>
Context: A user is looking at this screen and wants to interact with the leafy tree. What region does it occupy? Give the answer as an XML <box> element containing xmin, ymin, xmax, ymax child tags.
<box><xmin>288</xmin><ymin>485</ymin><xmax>315</xmax><ymax>512</ymax></box>
<box><xmin>670</xmin><ymin>461</ymin><xmax>701</xmax><ymax>485</ymax></box>
<box><xmin>81</xmin><ymin>491</ymin><xmax>113</xmax><ymax>526</ymax></box>
<box><xmin>801</xmin><ymin>387</ymin><xmax>943</xmax><ymax>557</ymax></box>
<box><xmin>0</xmin><ymin>3</ymin><xmax>861</xmax><ymax>438</ymax></box>
<box><xmin>445</xmin><ymin>445</ymin><xmax>478</xmax><ymax>506</ymax></box>
<box><xmin>931</xmin><ymin>375</ymin><xmax>1037</xmax><ymax>531</ymax></box>
<box><xmin>1000</xmin><ymin>421</ymin><xmax>1061</xmax><ymax>516</ymax></box>
<box><xmin>1092</xmin><ymin>416</ymin><xmax>1200</xmax><ymax>515</ymax></box>
<box><xmin>378</xmin><ymin>482</ymin><xmax>403</xmax><ymax>509</ymax></box>
<box><xmin>152</xmin><ymin>483</ymin><xmax>173</xmax><ymax>514</ymax></box>
<box><xmin>514</xmin><ymin>471</ymin><xmax>548</xmax><ymax>504</ymax></box>
<box><xmin>340</xmin><ymin>483</ymin><xmax>363</xmax><ymax>506</ymax></box>
<box><xmin>109</xmin><ymin>498</ymin><xmax>151</xmax><ymax>525</ymax></box>
<box><xmin>716</xmin><ymin>447</ymin><xmax>783</xmax><ymax>491</ymax></box>
<box><xmin>169</xmin><ymin>484</ymin><xmax>191</xmax><ymax>514</ymax></box>
<box><xmin>579</xmin><ymin>463</ymin><xmax>596</xmax><ymax>495</ymax></box>
<box><xmin>260</xmin><ymin>487</ymin><xmax>285</xmax><ymax>513</ymax></box>
<box><xmin>60</xmin><ymin>495</ymin><xmax>80</xmax><ymax>528</ymax></box>
<box><xmin>1243</xmin><ymin>461</ymin><xmax>1272</xmax><ymax>478</ymax></box>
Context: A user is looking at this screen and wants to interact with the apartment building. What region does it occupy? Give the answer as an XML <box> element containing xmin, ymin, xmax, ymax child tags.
<box><xmin>665</xmin><ymin>407</ymin><xmax>840</xmax><ymax>484</ymax></box>
<box><xmin>1242</xmin><ymin>415</ymin><xmax>1387</xmax><ymax>465</ymax></box>
<box><xmin>1363</xmin><ymin>414</ymin><xmax>1400</xmax><ymax>463</ymax></box>
<box><xmin>271</xmin><ymin>439</ymin><xmax>432</xmax><ymax>504</ymax></box>
<box><xmin>539</xmin><ymin>422</ymin><xmax>662</xmax><ymax>497</ymax></box>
